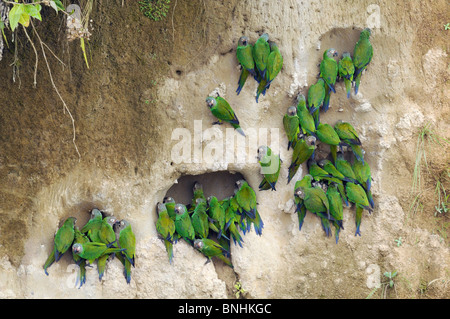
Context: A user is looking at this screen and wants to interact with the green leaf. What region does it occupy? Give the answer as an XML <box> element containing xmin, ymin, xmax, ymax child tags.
<box><xmin>53</xmin><ymin>0</ymin><xmax>65</xmax><ymax>12</ymax></box>
<box><xmin>25</xmin><ymin>4</ymin><xmax>42</xmax><ymax>21</ymax></box>
<box><xmin>18</xmin><ymin>12</ymin><xmax>30</xmax><ymax>27</ymax></box>
<box><xmin>8</xmin><ymin>4</ymin><xmax>24</xmax><ymax>31</ymax></box>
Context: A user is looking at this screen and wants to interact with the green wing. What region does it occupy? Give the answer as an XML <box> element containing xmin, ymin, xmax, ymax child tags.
<box><xmin>236</xmin><ymin>44</ymin><xmax>255</xmax><ymax>71</ymax></box>
<box><xmin>213</xmin><ymin>97</ymin><xmax>239</xmax><ymax>124</ymax></box>
<box><xmin>267</xmin><ymin>45</ymin><xmax>283</xmax><ymax>82</ymax></box>
<box><xmin>316</xmin><ymin>123</ymin><xmax>340</xmax><ymax>145</ymax></box>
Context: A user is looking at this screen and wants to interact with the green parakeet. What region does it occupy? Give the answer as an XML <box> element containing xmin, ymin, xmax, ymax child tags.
<box><xmin>307</xmin><ymin>78</ymin><xmax>326</xmax><ymax>128</ymax></box>
<box><xmin>43</xmin><ymin>216</ymin><xmax>77</xmax><ymax>275</ymax></box>
<box><xmin>257</xmin><ymin>145</ymin><xmax>281</xmax><ymax>191</ymax></box>
<box><xmin>295</xmin><ymin>186</ymin><xmax>331</xmax><ymax>236</ymax></box>
<box><xmin>234</xmin><ymin>179</ymin><xmax>257</xmax><ymax>219</ymax></box>
<box><xmin>352</xmin><ymin>159</ymin><xmax>374</xmax><ymax>209</ymax></box>
<box><xmin>174</xmin><ymin>203</ymin><xmax>195</xmax><ymax>244</ymax></box>
<box><xmin>315</xmin><ymin>122</ymin><xmax>341</xmax><ymax>163</ymax></box>
<box><xmin>191</xmin><ymin>181</ymin><xmax>206</xmax><ymax>207</ymax></box>
<box><xmin>163</xmin><ymin>196</ymin><xmax>176</xmax><ymax>220</ymax></box>
<box><xmin>115</xmin><ymin>219</ymin><xmax>136</xmax><ymax>284</ymax></box>
<box><xmin>156</xmin><ymin>202</ymin><xmax>176</xmax><ymax>264</ymax></box>
<box><xmin>265</xmin><ymin>41</ymin><xmax>283</xmax><ymax>88</ymax></box>
<box><xmin>319</xmin><ymin>48</ymin><xmax>338</xmax><ymax>112</ymax></box>
<box><xmin>99</xmin><ymin>216</ymin><xmax>117</xmax><ymax>245</ymax></box>
<box><xmin>296</xmin><ymin>94</ymin><xmax>316</xmax><ymax>136</ymax></box>
<box><xmin>293</xmin><ymin>174</ymin><xmax>313</xmax><ymax>231</ymax></box>
<box><xmin>252</xmin><ymin>33</ymin><xmax>270</xmax><ymax>81</ymax></box>
<box><xmin>353</xmin><ymin>28</ymin><xmax>373</xmax><ymax>95</ymax></box>
<box><xmin>236</xmin><ymin>36</ymin><xmax>256</xmax><ymax>95</ymax></box>
<box><xmin>97</xmin><ymin>215</ymin><xmax>117</xmax><ymax>281</ymax></box>
<box><xmin>334</xmin><ymin>120</ymin><xmax>365</xmax><ymax>163</ymax></box>
<box><xmin>326</xmin><ymin>184</ymin><xmax>344</xmax><ymax>244</ymax></box>
<box><xmin>335</xmin><ymin>152</ymin><xmax>358</xmax><ymax>182</ymax></box>
<box><xmin>206</xmin><ymin>96</ymin><xmax>245</xmax><ymax>137</ymax></box>
<box><xmin>224</xmin><ymin>198</ymin><xmax>244</xmax><ymax>247</ymax></box>
<box><xmin>283</xmin><ymin>106</ymin><xmax>300</xmax><ymax>150</ymax></box>
<box><xmin>288</xmin><ymin>135</ymin><xmax>316</xmax><ymax>184</ymax></box>
<box><xmin>346</xmin><ymin>182</ymin><xmax>372</xmax><ymax>236</ymax></box>
<box><xmin>346</xmin><ymin>182</ymin><xmax>372</xmax><ymax>213</ymax></box>
<box><xmin>318</xmin><ymin>158</ymin><xmax>349</xmax><ymax>206</ymax></box>
<box><xmin>72</xmin><ymin>227</ymin><xmax>89</xmax><ymax>288</ymax></box>
<box><xmin>194</xmin><ymin>238</ymin><xmax>233</xmax><ymax>268</ymax></box>
<box><xmin>72</xmin><ymin>242</ymin><xmax>125</xmax><ymax>265</ymax></box>
<box><xmin>191</xmin><ymin>198</ymin><xmax>209</xmax><ymax>239</ymax></box>
<box><xmin>338</xmin><ymin>52</ymin><xmax>355</xmax><ymax>98</ymax></box>
<box><xmin>207</xmin><ymin>196</ymin><xmax>226</xmax><ymax>238</ymax></box>
<box><xmin>307</xmin><ymin>158</ymin><xmax>342</xmax><ymax>185</ymax></box>
<box><xmin>80</xmin><ymin>208</ymin><xmax>103</xmax><ymax>243</ymax></box>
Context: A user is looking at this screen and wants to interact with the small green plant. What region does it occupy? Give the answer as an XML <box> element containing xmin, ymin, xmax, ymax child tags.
<box><xmin>139</xmin><ymin>0</ymin><xmax>170</xmax><ymax>21</ymax></box>
<box><xmin>444</xmin><ymin>23</ymin><xmax>450</xmax><ymax>30</ymax></box>
<box><xmin>234</xmin><ymin>281</ymin><xmax>246</xmax><ymax>299</ymax></box>
<box><xmin>366</xmin><ymin>270</ymin><xmax>398</xmax><ymax>299</ymax></box>
<box><xmin>394</xmin><ymin>237</ymin><xmax>402</xmax><ymax>247</ymax></box>
<box><xmin>434</xmin><ymin>171</ymin><xmax>449</xmax><ymax>216</ymax></box>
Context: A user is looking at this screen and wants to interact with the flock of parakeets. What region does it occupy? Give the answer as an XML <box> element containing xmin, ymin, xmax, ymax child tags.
<box><xmin>283</xmin><ymin>28</ymin><xmax>374</xmax><ymax>243</ymax></box>
<box><xmin>43</xmin><ymin>29</ymin><xmax>374</xmax><ymax>283</ymax></box>
<box><xmin>205</xmin><ymin>33</ymin><xmax>283</xmax><ymax>138</ymax></box>
<box><xmin>43</xmin><ymin>209</ymin><xmax>136</xmax><ymax>287</ymax></box>
<box><xmin>156</xmin><ymin>180</ymin><xmax>263</xmax><ymax>268</ymax></box>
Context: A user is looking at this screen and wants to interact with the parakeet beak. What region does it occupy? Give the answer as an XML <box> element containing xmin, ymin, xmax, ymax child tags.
<box><xmin>333</xmin><ymin>50</ymin><xmax>338</xmax><ymax>57</ymax></box>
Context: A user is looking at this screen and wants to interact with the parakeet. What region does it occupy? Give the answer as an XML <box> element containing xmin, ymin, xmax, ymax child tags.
<box><xmin>43</xmin><ymin>217</ymin><xmax>77</xmax><ymax>276</ymax></box>
<box><xmin>335</xmin><ymin>151</ymin><xmax>359</xmax><ymax>183</ymax></box>
<box><xmin>338</xmin><ymin>52</ymin><xmax>355</xmax><ymax>98</ymax></box>
<box><xmin>80</xmin><ymin>208</ymin><xmax>103</xmax><ymax>243</ymax></box>
<box><xmin>207</xmin><ymin>195</ymin><xmax>226</xmax><ymax>238</ymax></box>
<box><xmin>283</xmin><ymin>106</ymin><xmax>300</xmax><ymax>150</ymax></box>
<box><xmin>346</xmin><ymin>182</ymin><xmax>372</xmax><ymax>236</ymax></box>
<box><xmin>252</xmin><ymin>33</ymin><xmax>270</xmax><ymax>81</ymax></box>
<box><xmin>234</xmin><ymin>179</ymin><xmax>257</xmax><ymax>219</ymax></box>
<box><xmin>72</xmin><ymin>227</ymin><xmax>89</xmax><ymax>288</ymax></box>
<box><xmin>315</xmin><ymin>122</ymin><xmax>341</xmax><ymax>163</ymax></box>
<box><xmin>326</xmin><ymin>184</ymin><xmax>344</xmax><ymax>244</ymax></box>
<box><xmin>288</xmin><ymin>134</ymin><xmax>316</xmax><ymax>184</ymax></box>
<box><xmin>334</xmin><ymin>120</ymin><xmax>365</xmax><ymax>163</ymax></box>
<box><xmin>295</xmin><ymin>186</ymin><xmax>331</xmax><ymax>236</ymax></box>
<box><xmin>163</xmin><ymin>196</ymin><xmax>176</xmax><ymax>220</ymax></box>
<box><xmin>307</xmin><ymin>78</ymin><xmax>326</xmax><ymax>128</ymax></box>
<box><xmin>224</xmin><ymin>198</ymin><xmax>244</xmax><ymax>247</ymax></box>
<box><xmin>99</xmin><ymin>216</ymin><xmax>117</xmax><ymax>245</ymax></box>
<box><xmin>97</xmin><ymin>215</ymin><xmax>118</xmax><ymax>281</ymax></box>
<box><xmin>352</xmin><ymin>158</ymin><xmax>374</xmax><ymax>209</ymax></box>
<box><xmin>206</xmin><ymin>96</ymin><xmax>245</xmax><ymax>137</ymax></box>
<box><xmin>293</xmin><ymin>174</ymin><xmax>313</xmax><ymax>231</ymax></box>
<box><xmin>257</xmin><ymin>145</ymin><xmax>281</xmax><ymax>191</ymax></box>
<box><xmin>265</xmin><ymin>40</ymin><xmax>283</xmax><ymax>88</ymax></box>
<box><xmin>307</xmin><ymin>158</ymin><xmax>342</xmax><ymax>184</ymax></box>
<box><xmin>191</xmin><ymin>198</ymin><xmax>209</xmax><ymax>239</ymax></box>
<box><xmin>194</xmin><ymin>238</ymin><xmax>233</xmax><ymax>268</ymax></box>
<box><xmin>72</xmin><ymin>242</ymin><xmax>125</xmax><ymax>265</ymax></box>
<box><xmin>318</xmin><ymin>158</ymin><xmax>349</xmax><ymax>206</ymax></box>
<box><xmin>156</xmin><ymin>202</ymin><xmax>176</xmax><ymax>264</ymax></box>
<box><xmin>353</xmin><ymin>28</ymin><xmax>373</xmax><ymax>95</ymax></box>
<box><xmin>319</xmin><ymin>48</ymin><xmax>338</xmax><ymax>112</ymax></box>
<box><xmin>115</xmin><ymin>219</ymin><xmax>136</xmax><ymax>284</ymax></box>
<box><xmin>296</xmin><ymin>94</ymin><xmax>316</xmax><ymax>136</ymax></box>
<box><xmin>236</xmin><ymin>36</ymin><xmax>256</xmax><ymax>94</ymax></box>
<box><xmin>191</xmin><ymin>181</ymin><xmax>206</xmax><ymax>207</ymax></box>
<box><xmin>346</xmin><ymin>182</ymin><xmax>372</xmax><ymax>213</ymax></box>
<box><xmin>174</xmin><ymin>203</ymin><xmax>195</xmax><ymax>244</ymax></box>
